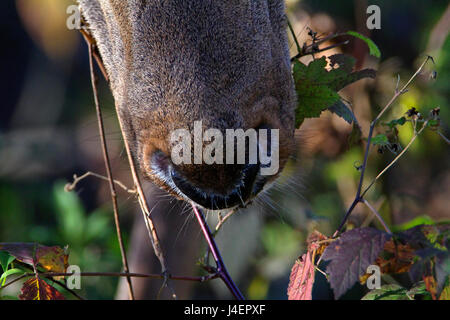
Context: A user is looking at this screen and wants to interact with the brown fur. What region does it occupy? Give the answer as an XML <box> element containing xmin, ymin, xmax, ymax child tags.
<box><xmin>78</xmin><ymin>0</ymin><xmax>296</xmax><ymax>207</ymax></box>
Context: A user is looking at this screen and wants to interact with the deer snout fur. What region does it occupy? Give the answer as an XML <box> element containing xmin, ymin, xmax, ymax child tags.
<box><xmin>78</xmin><ymin>0</ymin><xmax>296</xmax><ymax>210</ymax></box>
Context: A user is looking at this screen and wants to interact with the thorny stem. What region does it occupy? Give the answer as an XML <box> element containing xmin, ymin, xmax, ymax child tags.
<box><xmin>88</xmin><ymin>44</ymin><xmax>134</xmax><ymax>300</ymax></box>
<box><xmin>334</xmin><ymin>56</ymin><xmax>432</xmax><ymax>235</ymax></box>
<box><xmin>191</xmin><ymin>204</ymin><xmax>245</xmax><ymax>300</ymax></box>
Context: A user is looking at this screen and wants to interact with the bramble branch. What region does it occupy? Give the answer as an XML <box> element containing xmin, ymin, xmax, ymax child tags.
<box><xmin>334</xmin><ymin>56</ymin><xmax>433</xmax><ymax>235</ymax></box>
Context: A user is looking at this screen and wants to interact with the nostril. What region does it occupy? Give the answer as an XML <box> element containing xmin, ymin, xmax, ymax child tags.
<box><xmin>151</xmin><ymin>149</ymin><xmax>170</xmax><ymax>173</ymax></box>
<box><xmin>171</xmin><ymin>163</ymin><xmax>260</xmax><ymax>210</ymax></box>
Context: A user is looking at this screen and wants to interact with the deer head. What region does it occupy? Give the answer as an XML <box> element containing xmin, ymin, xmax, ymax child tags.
<box><xmin>78</xmin><ymin>0</ymin><xmax>296</xmax><ymax>210</ymax></box>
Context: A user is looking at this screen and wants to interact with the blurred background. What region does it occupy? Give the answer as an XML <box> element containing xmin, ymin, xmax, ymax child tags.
<box><xmin>0</xmin><ymin>0</ymin><xmax>449</xmax><ymax>299</ymax></box>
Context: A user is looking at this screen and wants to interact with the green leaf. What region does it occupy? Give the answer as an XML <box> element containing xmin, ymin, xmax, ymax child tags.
<box><xmin>53</xmin><ymin>182</ymin><xmax>86</xmax><ymax>244</ymax></box>
<box><xmin>0</xmin><ymin>251</ymin><xmax>15</xmax><ymax>272</ymax></box>
<box><xmin>392</xmin><ymin>215</ymin><xmax>435</xmax><ymax>232</ymax></box>
<box><xmin>383</xmin><ymin>117</ymin><xmax>406</xmax><ymax>128</ymax></box>
<box><xmin>0</xmin><ymin>268</ymin><xmax>25</xmax><ymax>287</ymax></box>
<box><xmin>293</xmin><ymin>54</ymin><xmax>376</xmax><ymax>127</ymax></box>
<box><xmin>407</xmin><ymin>281</ymin><xmax>431</xmax><ymax>299</ymax></box>
<box><xmin>362</xmin><ymin>284</ymin><xmax>410</xmax><ymax>300</ymax></box>
<box><xmin>371</xmin><ymin>134</ymin><xmax>389</xmax><ymax>146</ymax></box>
<box><xmin>0</xmin><ymin>295</ymin><xmax>20</xmax><ymax>300</ymax></box>
<box><xmin>346</xmin><ymin>31</ymin><xmax>381</xmax><ymax>58</ymax></box>
<box><xmin>328</xmin><ymin>100</ymin><xmax>357</xmax><ymax>125</ymax></box>
<box><xmin>428</xmin><ymin>119</ymin><xmax>440</xmax><ymax>127</ymax></box>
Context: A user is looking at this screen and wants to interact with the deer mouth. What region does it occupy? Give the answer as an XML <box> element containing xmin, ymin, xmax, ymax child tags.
<box><xmin>149</xmin><ymin>150</ymin><xmax>270</xmax><ymax>210</ymax></box>
<box><xmin>171</xmin><ymin>163</ymin><xmax>264</xmax><ymax>210</ymax></box>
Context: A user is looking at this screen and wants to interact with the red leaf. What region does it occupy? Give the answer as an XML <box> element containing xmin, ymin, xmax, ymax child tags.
<box><xmin>19</xmin><ymin>276</ymin><xmax>65</xmax><ymax>300</ymax></box>
<box><xmin>322</xmin><ymin>228</ymin><xmax>391</xmax><ymax>299</ymax></box>
<box><xmin>287</xmin><ymin>251</ymin><xmax>315</xmax><ymax>300</ymax></box>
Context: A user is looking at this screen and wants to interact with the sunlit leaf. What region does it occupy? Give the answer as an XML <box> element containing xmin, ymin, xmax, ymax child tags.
<box><xmin>423</xmin><ymin>275</ymin><xmax>438</xmax><ymax>300</ymax></box>
<box><xmin>376</xmin><ymin>240</ymin><xmax>416</xmax><ymax>274</ymax></box>
<box><xmin>294</xmin><ymin>54</ymin><xmax>376</xmax><ymax>127</ymax></box>
<box><xmin>0</xmin><ymin>251</ymin><xmax>15</xmax><ymax>272</ymax></box>
<box><xmin>362</xmin><ymin>284</ymin><xmax>409</xmax><ymax>300</ymax></box>
<box><xmin>19</xmin><ymin>276</ymin><xmax>65</xmax><ymax>300</ymax></box>
<box><xmin>392</xmin><ymin>215</ymin><xmax>435</xmax><ymax>232</ymax></box>
<box><xmin>346</xmin><ymin>31</ymin><xmax>381</xmax><ymax>58</ymax></box>
<box><xmin>0</xmin><ymin>268</ymin><xmax>25</xmax><ymax>287</ymax></box>
<box><xmin>439</xmin><ymin>281</ymin><xmax>450</xmax><ymax>300</ymax></box>
<box><xmin>371</xmin><ymin>134</ymin><xmax>390</xmax><ymax>146</ymax></box>
<box><xmin>287</xmin><ymin>252</ymin><xmax>315</xmax><ymax>300</ymax></box>
<box><xmin>383</xmin><ymin>117</ymin><xmax>406</xmax><ymax>128</ymax></box>
<box><xmin>0</xmin><ymin>243</ymin><xmax>68</xmax><ymax>273</ymax></box>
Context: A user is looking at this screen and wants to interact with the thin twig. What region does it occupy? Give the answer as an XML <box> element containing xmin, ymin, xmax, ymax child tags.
<box><xmin>214</xmin><ymin>209</ymin><xmax>237</xmax><ymax>235</ymax></box>
<box><xmin>82</xmin><ymin>30</ymin><xmax>175</xmax><ymax>299</ymax></box>
<box><xmin>290</xmin><ymin>32</ymin><xmax>349</xmax><ymax>62</ymax></box>
<box><xmin>65</xmin><ymin>172</ymin><xmax>136</xmax><ymax>194</ymax></box>
<box><xmin>45</xmin><ymin>277</ymin><xmax>86</xmax><ymax>300</ymax></box>
<box><xmin>361</xmin><ymin>120</ymin><xmax>429</xmax><ymax>198</ymax></box>
<box><xmin>437</xmin><ymin>131</ymin><xmax>450</xmax><ymax>145</ymax></box>
<box><xmin>361</xmin><ymin>199</ymin><xmax>392</xmax><ymax>234</ymax></box>
<box><xmin>39</xmin><ymin>271</ymin><xmax>217</xmax><ymax>282</ymax></box>
<box><xmin>287</xmin><ymin>18</ymin><xmax>302</xmax><ymax>55</ymax></box>
<box><xmin>88</xmin><ymin>43</ymin><xmax>134</xmax><ymax>300</ymax></box>
<box><xmin>191</xmin><ymin>204</ymin><xmax>245</xmax><ymax>300</ymax></box>
<box><xmin>0</xmin><ymin>271</ymin><xmax>219</xmax><ymax>300</ymax></box>
<box><xmin>334</xmin><ymin>56</ymin><xmax>432</xmax><ymax>235</ymax></box>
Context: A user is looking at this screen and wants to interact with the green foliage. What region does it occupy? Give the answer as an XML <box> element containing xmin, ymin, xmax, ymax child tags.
<box><xmin>0</xmin><ymin>251</ymin><xmax>15</xmax><ymax>273</ymax></box>
<box><xmin>383</xmin><ymin>117</ymin><xmax>407</xmax><ymax>128</ymax></box>
<box><xmin>371</xmin><ymin>134</ymin><xmax>390</xmax><ymax>147</ymax></box>
<box><xmin>361</xmin><ymin>283</ymin><xmax>426</xmax><ymax>300</ymax></box>
<box><xmin>293</xmin><ymin>54</ymin><xmax>376</xmax><ymax>127</ymax></box>
<box><xmin>346</xmin><ymin>31</ymin><xmax>381</xmax><ymax>58</ymax></box>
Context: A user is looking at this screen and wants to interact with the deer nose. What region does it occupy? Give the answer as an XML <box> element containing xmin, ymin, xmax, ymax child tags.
<box><xmin>150</xmin><ymin>148</ymin><xmax>262</xmax><ymax>209</ymax></box>
<box><xmin>170</xmin><ymin>163</ymin><xmax>260</xmax><ymax>210</ymax></box>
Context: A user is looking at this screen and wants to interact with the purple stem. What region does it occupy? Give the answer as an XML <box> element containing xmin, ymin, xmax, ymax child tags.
<box><xmin>191</xmin><ymin>204</ymin><xmax>245</xmax><ymax>300</ymax></box>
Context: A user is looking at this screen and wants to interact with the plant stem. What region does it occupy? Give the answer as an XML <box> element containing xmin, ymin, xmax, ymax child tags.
<box><xmin>361</xmin><ymin>121</ymin><xmax>428</xmax><ymax>198</ymax></box>
<box><xmin>191</xmin><ymin>204</ymin><xmax>245</xmax><ymax>300</ymax></box>
<box><xmin>65</xmin><ymin>171</ymin><xmax>136</xmax><ymax>194</ymax></box>
<box><xmin>88</xmin><ymin>43</ymin><xmax>134</xmax><ymax>300</ymax></box>
<box><xmin>362</xmin><ymin>199</ymin><xmax>392</xmax><ymax>234</ymax></box>
<box><xmin>82</xmin><ymin>32</ymin><xmax>174</xmax><ymax>299</ymax></box>
<box><xmin>334</xmin><ymin>56</ymin><xmax>432</xmax><ymax>234</ymax></box>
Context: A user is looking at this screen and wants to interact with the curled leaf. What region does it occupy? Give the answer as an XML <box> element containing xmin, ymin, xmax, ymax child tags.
<box><xmin>287</xmin><ymin>252</ymin><xmax>315</xmax><ymax>300</ymax></box>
